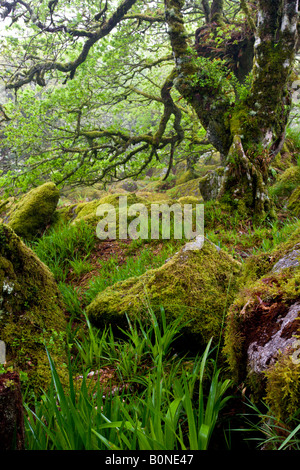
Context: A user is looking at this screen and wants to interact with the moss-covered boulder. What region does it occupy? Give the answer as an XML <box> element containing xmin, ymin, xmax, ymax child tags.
<box><xmin>1</xmin><ymin>182</ymin><xmax>60</xmax><ymax>240</ymax></box>
<box><xmin>224</xmin><ymin>235</ymin><xmax>300</xmax><ymax>422</ymax></box>
<box><xmin>0</xmin><ymin>224</ymin><xmax>67</xmax><ymax>394</ymax></box>
<box><xmin>175</xmin><ymin>169</ymin><xmax>198</xmax><ymax>186</ymax></box>
<box><xmin>198</xmin><ymin>167</ymin><xmax>225</xmax><ymax>202</ymax></box>
<box><xmin>86</xmin><ymin>238</ymin><xmax>242</xmax><ymax>351</ymax></box>
<box><xmin>166</xmin><ymin>177</ymin><xmax>204</xmax><ymax>201</ymax></box>
<box><xmin>54</xmin><ymin>192</ymin><xmax>199</xmax><ymax>241</ymax></box>
<box><xmin>287</xmin><ymin>185</ymin><xmax>300</xmax><ymax>216</ymax></box>
<box><xmin>54</xmin><ymin>193</ymin><xmax>150</xmax><ymax>229</ymax></box>
<box><xmin>120</xmin><ymin>179</ymin><xmax>138</xmax><ymax>192</ymax></box>
<box><xmin>270</xmin><ymin>165</ymin><xmax>300</xmax><ymax>199</ymax></box>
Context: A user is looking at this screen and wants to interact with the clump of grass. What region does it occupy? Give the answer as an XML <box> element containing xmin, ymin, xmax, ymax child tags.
<box><xmin>31</xmin><ymin>221</ymin><xmax>96</xmax><ymax>281</ymax></box>
<box><xmin>24</xmin><ymin>308</ymin><xmax>232</xmax><ymax>451</ymax></box>
<box><xmin>235</xmin><ymin>398</ymin><xmax>300</xmax><ymax>450</ymax></box>
<box><xmin>58</xmin><ymin>282</ymin><xmax>83</xmax><ymax>317</ymax></box>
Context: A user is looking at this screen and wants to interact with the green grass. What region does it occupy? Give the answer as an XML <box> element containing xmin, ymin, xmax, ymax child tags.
<box><xmin>206</xmin><ymin>218</ymin><xmax>300</xmax><ymax>260</ymax></box>
<box><xmin>234</xmin><ymin>399</ymin><xmax>300</xmax><ymax>450</ymax></box>
<box><xmin>23</xmin><ymin>308</ymin><xmax>232</xmax><ymax>451</ymax></box>
<box><xmin>31</xmin><ymin>221</ymin><xmax>96</xmax><ymax>282</ymax></box>
<box><xmin>83</xmin><ymin>242</ymin><xmax>178</xmax><ymax>306</ymax></box>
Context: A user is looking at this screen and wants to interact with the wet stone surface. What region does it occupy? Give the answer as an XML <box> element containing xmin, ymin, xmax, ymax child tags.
<box><xmin>247</xmin><ymin>302</ymin><xmax>300</xmax><ymax>373</ymax></box>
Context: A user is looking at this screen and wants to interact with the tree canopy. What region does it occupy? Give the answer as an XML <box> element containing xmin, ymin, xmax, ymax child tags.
<box><xmin>0</xmin><ymin>0</ymin><xmax>299</xmax><ymax>217</ymax></box>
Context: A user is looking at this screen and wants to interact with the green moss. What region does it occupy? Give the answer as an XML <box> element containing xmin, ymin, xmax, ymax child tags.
<box><xmin>5</xmin><ymin>182</ymin><xmax>59</xmax><ymax>240</ymax></box>
<box><xmin>87</xmin><ymin>239</ymin><xmax>242</xmax><ymax>351</ymax></box>
<box><xmin>270</xmin><ymin>166</ymin><xmax>300</xmax><ymax>198</ymax></box>
<box><xmin>0</xmin><ymin>223</ymin><xmax>67</xmax><ymax>394</ymax></box>
<box><xmin>51</xmin><ymin>203</ymin><xmax>78</xmax><ymax>228</ymax></box>
<box><xmin>224</xmin><ymin>267</ymin><xmax>300</xmax><ymax>377</ymax></box>
<box><xmin>237</xmin><ymin>251</ymin><xmax>276</xmax><ymax>287</ymax></box>
<box><xmin>264</xmin><ymin>353</ymin><xmax>300</xmax><ymax>422</ymax></box>
<box><xmin>175</xmin><ymin>169</ymin><xmax>198</xmax><ymax>186</ymax></box>
<box><xmin>287</xmin><ymin>185</ymin><xmax>300</xmax><ymax>217</ymax></box>
<box><xmin>136</xmin><ymin>191</ymin><xmax>174</xmax><ymax>204</ymax></box>
<box><xmin>166</xmin><ymin>177</ymin><xmax>204</xmax><ymax>201</ymax></box>
<box><xmin>177</xmin><ymin>196</ymin><xmax>201</xmax><ymax>205</ymax></box>
<box><xmin>74</xmin><ymin>199</ymin><xmax>106</xmax><ymax>227</ymax></box>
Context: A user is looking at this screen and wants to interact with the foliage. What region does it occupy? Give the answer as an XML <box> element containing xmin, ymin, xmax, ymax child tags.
<box><xmin>30</xmin><ymin>220</ymin><xmax>96</xmax><ymax>281</ymax></box>
<box><xmin>237</xmin><ymin>399</ymin><xmax>300</xmax><ymax>450</ymax></box>
<box><xmin>24</xmin><ymin>308</ymin><xmax>232</xmax><ymax>450</ymax></box>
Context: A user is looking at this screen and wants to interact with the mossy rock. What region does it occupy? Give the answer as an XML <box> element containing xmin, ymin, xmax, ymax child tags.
<box><xmin>0</xmin><ymin>224</ymin><xmax>67</xmax><ymax>394</ymax></box>
<box><xmin>175</xmin><ymin>169</ymin><xmax>198</xmax><ymax>186</ymax></box>
<box><xmin>177</xmin><ymin>196</ymin><xmax>202</xmax><ymax>205</ymax></box>
<box><xmin>53</xmin><ymin>193</ymin><xmax>149</xmax><ymax>229</ymax></box>
<box><xmin>224</xmin><ymin>235</ymin><xmax>300</xmax><ymax>422</ymax></box>
<box><xmin>2</xmin><ymin>182</ymin><xmax>60</xmax><ymax>240</ymax></box>
<box><xmin>120</xmin><ymin>180</ymin><xmax>138</xmax><ymax>192</ymax></box>
<box><xmin>136</xmin><ymin>191</ymin><xmax>173</xmax><ymax>204</ymax></box>
<box><xmin>54</xmin><ymin>192</ymin><xmax>195</xmax><ymax>241</ymax></box>
<box><xmin>198</xmin><ymin>167</ymin><xmax>225</xmax><ymax>202</ymax></box>
<box><xmin>287</xmin><ymin>185</ymin><xmax>300</xmax><ymax>216</ymax></box>
<box><xmin>270</xmin><ymin>165</ymin><xmax>300</xmax><ymax>199</ymax></box>
<box><xmin>0</xmin><ymin>197</ymin><xmax>16</xmax><ymax>219</ymax></box>
<box><xmin>86</xmin><ymin>239</ymin><xmax>242</xmax><ymax>351</ymax></box>
<box><xmin>60</xmin><ymin>185</ymin><xmax>106</xmax><ymax>202</ymax></box>
<box><xmin>166</xmin><ymin>177</ymin><xmax>204</xmax><ymax>201</ymax></box>
<box><xmin>75</xmin><ymin>193</ymin><xmax>151</xmax><ymax>229</ymax></box>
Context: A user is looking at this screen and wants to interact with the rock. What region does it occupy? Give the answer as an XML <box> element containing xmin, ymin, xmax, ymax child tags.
<box><xmin>54</xmin><ymin>192</ymin><xmax>199</xmax><ymax>241</ymax></box>
<box><xmin>86</xmin><ymin>239</ymin><xmax>242</xmax><ymax>350</ymax></box>
<box><xmin>166</xmin><ymin>177</ymin><xmax>204</xmax><ymax>201</ymax></box>
<box><xmin>238</xmin><ymin>225</ymin><xmax>300</xmax><ymax>286</ymax></box>
<box><xmin>287</xmin><ymin>185</ymin><xmax>300</xmax><ymax>217</ymax></box>
<box><xmin>177</xmin><ymin>196</ymin><xmax>202</xmax><ymax>205</ymax></box>
<box><xmin>272</xmin><ymin>246</ymin><xmax>300</xmax><ymax>272</ymax></box>
<box><xmin>53</xmin><ymin>192</ymin><xmax>150</xmax><ymax>229</ymax></box>
<box><xmin>175</xmin><ymin>169</ymin><xmax>197</xmax><ymax>186</ymax></box>
<box><xmin>247</xmin><ymin>302</ymin><xmax>300</xmax><ymax>374</ymax></box>
<box><xmin>2</xmin><ymin>182</ymin><xmax>60</xmax><ymax>240</ymax></box>
<box><xmin>120</xmin><ymin>180</ymin><xmax>138</xmax><ymax>192</ymax></box>
<box><xmin>271</xmin><ymin>165</ymin><xmax>300</xmax><ymax>198</ymax></box>
<box><xmin>198</xmin><ymin>167</ymin><xmax>225</xmax><ymax>201</ymax></box>
<box><xmin>0</xmin><ymin>224</ymin><xmax>67</xmax><ymax>393</ymax></box>
<box><xmin>224</xmin><ymin>233</ymin><xmax>300</xmax><ymax>421</ymax></box>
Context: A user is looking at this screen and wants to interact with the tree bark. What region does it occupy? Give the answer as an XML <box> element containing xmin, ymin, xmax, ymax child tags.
<box><xmin>224</xmin><ymin>0</ymin><xmax>299</xmax><ymax>217</ymax></box>
<box><xmin>0</xmin><ymin>372</ymin><xmax>25</xmax><ymax>450</ymax></box>
<box><xmin>165</xmin><ymin>0</ymin><xmax>299</xmax><ymax>218</ymax></box>
<box><xmin>164</xmin><ymin>0</ymin><xmax>233</xmax><ymax>156</ymax></box>
<box><xmin>210</xmin><ymin>0</ymin><xmax>224</xmax><ymax>24</ymax></box>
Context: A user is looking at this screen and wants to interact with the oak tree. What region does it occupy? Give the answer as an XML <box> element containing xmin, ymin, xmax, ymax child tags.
<box><xmin>0</xmin><ymin>0</ymin><xmax>298</xmax><ymax>218</ymax></box>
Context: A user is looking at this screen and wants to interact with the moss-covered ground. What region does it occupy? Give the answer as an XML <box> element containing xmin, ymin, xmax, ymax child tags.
<box><xmin>0</xmin><ymin>158</ymin><xmax>300</xmax><ymax>450</ymax></box>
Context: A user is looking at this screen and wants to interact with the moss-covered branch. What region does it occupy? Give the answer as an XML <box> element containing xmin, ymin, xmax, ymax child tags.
<box><xmin>164</xmin><ymin>0</ymin><xmax>233</xmax><ymax>155</ymax></box>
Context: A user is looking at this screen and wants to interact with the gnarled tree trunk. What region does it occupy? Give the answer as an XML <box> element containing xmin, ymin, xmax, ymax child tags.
<box><xmin>164</xmin><ymin>0</ymin><xmax>299</xmax><ymax>218</ymax></box>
